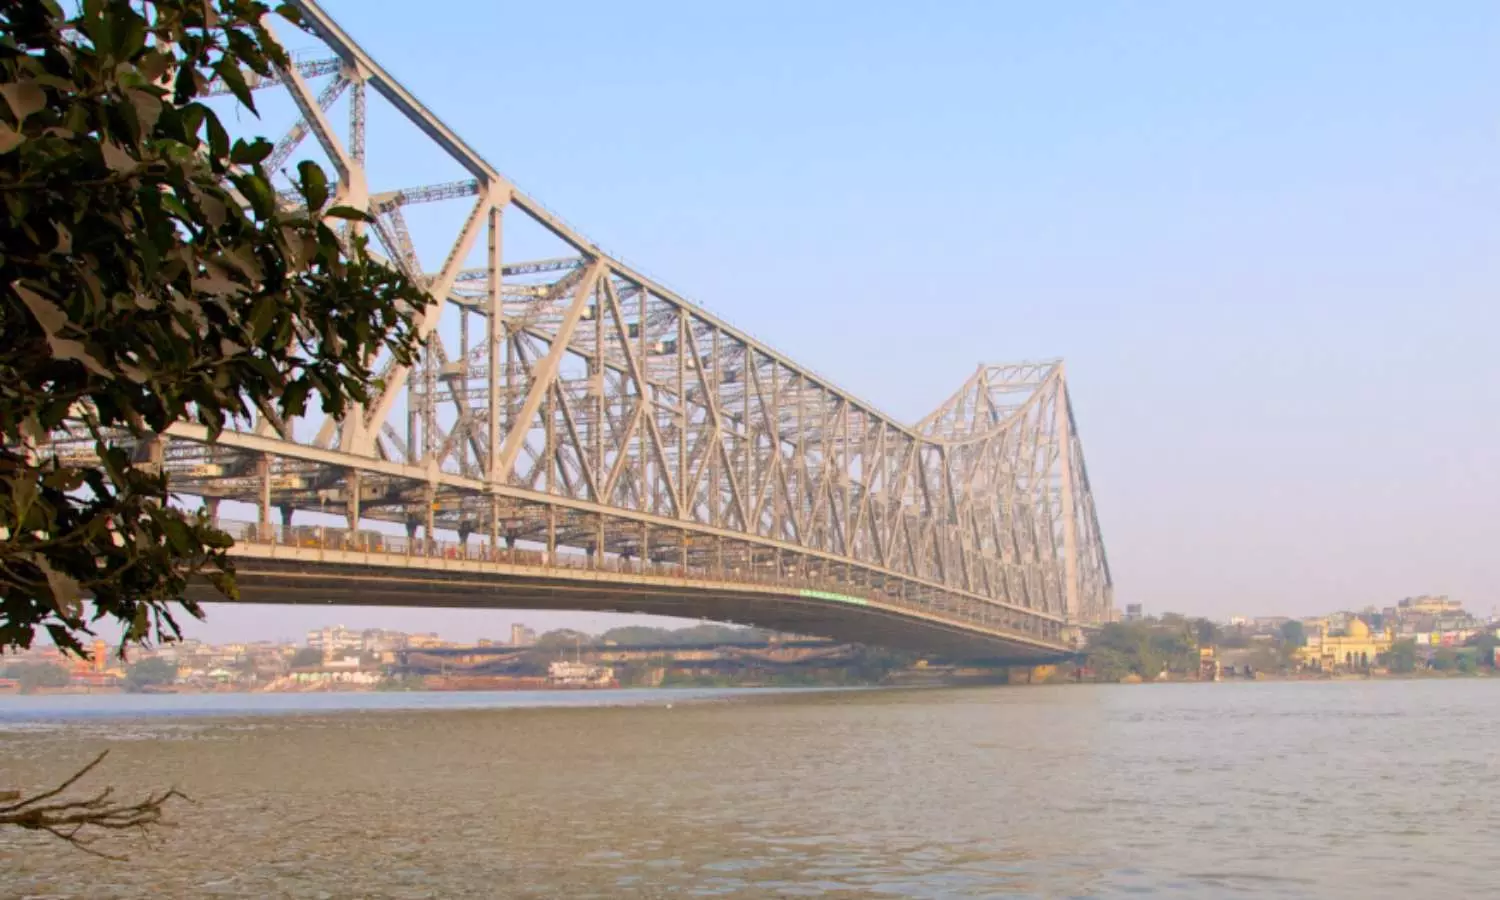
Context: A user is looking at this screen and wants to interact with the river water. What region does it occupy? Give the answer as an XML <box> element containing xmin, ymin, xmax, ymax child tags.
<box><xmin>2</xmin><ymin>679</ymin><xmax>1497</xmax><ymax>898</ymax></box>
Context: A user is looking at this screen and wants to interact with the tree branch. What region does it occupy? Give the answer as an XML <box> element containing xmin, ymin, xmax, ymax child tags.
<box><xmin>0</xmin><ymin>751</ymin><xmax>188</xmax><ymax>860</ymax></box>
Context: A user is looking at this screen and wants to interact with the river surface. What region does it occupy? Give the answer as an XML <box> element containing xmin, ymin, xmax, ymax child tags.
<box><xmin>2</xmin><ymin>679</ymin><xmax>1497</xmax><ymax>898</ymax></box>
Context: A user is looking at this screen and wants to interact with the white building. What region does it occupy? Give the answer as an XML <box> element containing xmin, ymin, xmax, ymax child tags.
<box><xmin>306</xmin><ymin>625</ymin><xmax>363</xmax><ymax>656</ymax></box>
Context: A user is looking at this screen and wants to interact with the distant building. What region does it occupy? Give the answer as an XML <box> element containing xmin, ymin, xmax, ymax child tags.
<box><xmin>1123</xmin><ymin>604</ymin><xmax>1144</xmax><ymax>622</ymax></box>
<box><xmin>307</xmin><ymin>625</ymin><xmax>362</xmax><ymax>656</ymax></box>
<box><xmin>510</xmin><ymin>623</ymin><xmax>537</xmax><ymax>646</ymax></box>
<box><xmin>290</xmin><ymin>669</ymin><xmax>380</xmax><ymax>686</ymax></box>
<box><xmin>1251</xmin><ymin>616</ymin><xmax>1291</xmax><ymax>635</ymax></box>
<box><xmin>1397</xmin><ymin>595</ymin><xmax>1464</xmax><ymax>616</ymax></box>
<box><xmin>547</xmin><ymin>660</ymin><xmax>614</xmax><ymax>687</ymax></box>
<box><xmin>359</xmin><ymin>629</ymin><xmax>407</xmax><ymax>653</ymax></box>
<box><xmin>1297</xmin><ymin>618</ymin><xmax>1392</xmax><ymax>671</ymax></box>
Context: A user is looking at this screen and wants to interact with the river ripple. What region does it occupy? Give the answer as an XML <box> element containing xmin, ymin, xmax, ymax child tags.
<box><xmin>2</xmin><ymin>680</ymin><xmax>1497</xmax><ymax>897</ymax></box>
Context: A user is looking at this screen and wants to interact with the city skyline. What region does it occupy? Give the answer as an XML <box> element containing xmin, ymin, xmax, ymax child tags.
<box><xmin>71</xmin><ymin>590</ymin><xmax>1496</xmax><ymax>648</ymax></box>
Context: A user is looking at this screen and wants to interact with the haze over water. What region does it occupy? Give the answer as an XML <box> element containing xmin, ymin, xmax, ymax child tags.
<box><xmin>3</xmin><ymin>681</ymin><xmax>1496</xmax><ymax>897</ymax></box>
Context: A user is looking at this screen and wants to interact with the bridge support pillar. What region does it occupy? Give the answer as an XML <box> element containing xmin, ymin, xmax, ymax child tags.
<box><xmin>546</xmin><ymin>506</ymin><xmax>556</xmax><ymax>564</ymax></box>
<box><xmin>425</xmin><ymin>485</ymin><xmax>436</xmax><ymax>554</ymax></box>
<box><xmin>203</xmin><ymin>497</ymin><xmax>219</xmax><ymax>526</ymax></box>
<box><xmin>256</xmin><ymin>455</ymin><xmax>271</xmax><ymax>536</ymax></box>
<box><xmin>489</xmin><ymin>495</ymin><xmax>499</xmax><ymax>553</ymax></box>
<box><xmin>346</xmin><ymin>469</ymin><xmax>361</xmax><ymax>539</ymax></box>
<box><xmin>279</xmin><ymin>504</ymin><xmax>293</xmax><ymax>532</ymax></box>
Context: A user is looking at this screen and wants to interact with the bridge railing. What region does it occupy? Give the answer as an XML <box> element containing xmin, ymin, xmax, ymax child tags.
<box><xmin>211</xmin><ymin>519</ymin><xmax>1070</xmax><ymax>646</ymax></box>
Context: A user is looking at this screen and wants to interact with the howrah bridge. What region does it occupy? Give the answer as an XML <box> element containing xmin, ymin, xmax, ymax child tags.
<box><xmin>44</xmin><ymin>0</ymin><xmax>1116</xmax><ymax>664</ymax></box>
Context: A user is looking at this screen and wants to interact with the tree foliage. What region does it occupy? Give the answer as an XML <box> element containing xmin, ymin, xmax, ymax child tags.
<box><xmin>288</xmin><ymin>646</ymin><xmax>323</xmax><ymax>669</ymax></box>
<box><xmin>1279</xmin><ymin>619</ymin><xmax>1306</xmax><ymax>648</ymax></box>
<box><xmin>0</xmin><ymin>0</ymin><xmax>425</xmax><ymax>658</ymax></box>
<box><xmin>123</xmin><ymin>654</ymin><xmax>176</xmax><ymax>690</ymax></box>
<box><xmin>1464</xmin><ymin>632</ymin><xmax>1497</xmax><ymax>669</ymax></box>
<box><xmin>1192</xmin><ymin>618</ymin><xmax>1218</xmax><ymax>648</ymax></box>
<box><xmin>1085</xmin><ymin>619</ymin><xmax>1197</xmax><ymax>681</ymax></box>
<box><xmin>1</xmin><ymin>659</ymin><xmax>71</xmax><ymax>691</ymax></box>
<box><xmin>533</xmin><ymin>629</ymin><xmax>595</xmax><ymax>650</ymax></box>
<box><xmin>1381</xmin><ymin>638</ymin><xmax>1418</xmax><ymax>674</ymax></box>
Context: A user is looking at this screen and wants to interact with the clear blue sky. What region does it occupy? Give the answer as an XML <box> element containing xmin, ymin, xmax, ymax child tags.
<box><xmin>183</xmin><ymin>0</ymin><xmax>1498</xmax><ymax>643</ymax></box>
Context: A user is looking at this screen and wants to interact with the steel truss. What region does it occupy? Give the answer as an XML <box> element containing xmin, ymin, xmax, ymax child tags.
<box><xmin>42</xmin><ymin>1</ymin><xmax>1114</xmax><ymax>650</ymax></box>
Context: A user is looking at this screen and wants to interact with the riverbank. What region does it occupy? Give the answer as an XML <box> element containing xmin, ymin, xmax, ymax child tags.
<box><xmin>1027</xmin><ymin>668</ymin><xmax>1497</xmax><ymax>686</ymax></box>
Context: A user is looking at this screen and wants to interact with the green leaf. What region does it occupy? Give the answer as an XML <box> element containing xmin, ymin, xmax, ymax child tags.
<box><xmin>233</xmin><ymin>171</ymin><xmax>276</xmax><ymax>219</ymax></box>
<box><xmin>297</xmin><ymin>160</ymin><xmax>328</xmax><ymax>211</ymax></box>
<box><xmin>126</xmin><ymin>88</ymin><xmax>165</xmax><ymax>135</ymax></box>
<box><xmin>28</xmin><ymin>554</ymin><xmax>84</xmax><ymax>620</ymax></box>
<box><xmin>0</xmin><ymin>81</ymin><xmax>46</xmax><ymax>123</ymax></box>
<box><xmin>281</xmin><ymin>378</ymin><xmax>311</xmax><ymax>418</ymax></box>
<box><xmin>248</xmin><ymin>295</ymin><xmax>279</xmax><ymax>342</ymax></box>
<box><xmin>205</xmin><ymin>568</ymin><xmax>239</xmax><ymax>600</ymax></box>
<box><xmin>0</xmin><ymin>121</ymin><xmax>21</xmax><ymax>154</ymax></box>
<box><xmin>100</xmin><ymin>140</ymin><xmax>138</xmax><ymax>173</ymax></box>
<box><xmin>11</xmin><ymin>473</ymin><xmax>39</xmax><ymax>524</ymax></box>
<box><xmin>205</xmin><ymin>110</ymin><xmax>230</xmax><ymax>162</ymax></box>
<box><xmin>230</xmin><ymin>137</ymin><xmax>273</xmax><ymax>166</ymax></box>
<box><xmin>160</xmin><ymin>514</ymin><xmax>194</xmax><ymax>553</ymax></box>
<box><xmin>324</xmin><ymin>205</ymin><xmax>372</xmax><ymax>222</ymax></box>
<box><xmin>213</xmin><ymin>60</ymin><xmax>257</xmax><ymax>113</ymax></box>
<box><xmin>13</xmin><ymin>281</ymin><xmax>69</xmax><ymax>335</ymax></box>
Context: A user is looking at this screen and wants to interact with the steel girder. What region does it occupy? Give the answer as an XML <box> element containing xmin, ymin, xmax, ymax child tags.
<box><xmin>40</xmin><ymin>1</ymin><xmax>1115</xmax><ymax>648</ymax></box>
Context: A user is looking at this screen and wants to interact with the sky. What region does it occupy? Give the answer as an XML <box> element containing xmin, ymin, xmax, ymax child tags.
<box><xmin>173</xmin><ymin>0</ymin><xmax>1497</xmax><ymax>643</ymax></box>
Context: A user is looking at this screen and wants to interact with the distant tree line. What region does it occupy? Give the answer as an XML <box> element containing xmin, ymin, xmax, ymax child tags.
<box><xmin>0</xmin><ymin>656</ymin><xmax>178</xmax><ymax>692</ymax></box>
<box><xmin>1083</xmin><ymin>616</ymin><xmax>1204</xmax><ymax>682</ymax></box>
<box><xmin>1085</xmin><ymin>613</ymin><xmax>1497</xmax><ymax>682</ymax></box>
<box><xmin>1</xmin><ymin>661</ymin><xmax>70</xmax><ymax>692</ymax></box>
<box><xmin>1381</xmin><ymin>634</ymin><xmax>1495</xmax><ymax>675</ymax></box>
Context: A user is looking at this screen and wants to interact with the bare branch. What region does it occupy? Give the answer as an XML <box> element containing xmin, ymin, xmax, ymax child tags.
<box><xmin>0</xmin><ymin>751</ymin><xmax>189</xmax><ymax>860</ymax></box>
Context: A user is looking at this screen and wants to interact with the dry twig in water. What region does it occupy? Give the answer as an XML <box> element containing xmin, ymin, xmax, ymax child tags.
<box><xmin>0</xmin><ymin>751</ymin><xmax>187</xmax><ymax>859</ymax></box>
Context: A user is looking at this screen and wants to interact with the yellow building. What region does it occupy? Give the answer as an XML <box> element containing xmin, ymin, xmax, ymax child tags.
<box><xmin>1298</xmin><ymin>618</ymin><xmax>1393</xmax><ymax>670</ymax></box>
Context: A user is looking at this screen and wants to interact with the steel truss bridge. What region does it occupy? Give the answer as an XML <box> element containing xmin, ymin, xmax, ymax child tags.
<box><xmin>44</xmin><ymin>1</ymin><xmax>1114</xmax><ymax>662</ymax></box>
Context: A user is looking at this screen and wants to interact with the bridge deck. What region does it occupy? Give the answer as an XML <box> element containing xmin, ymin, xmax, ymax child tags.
<box><xmin>205</xmin><ymin>523</ymin><xmax>1076</xmax><ymax>662</ymax></box>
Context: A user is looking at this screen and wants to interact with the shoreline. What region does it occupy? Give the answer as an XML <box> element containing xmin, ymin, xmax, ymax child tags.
<box><xmin>0</xmin><ymin>684</ymin><xmax>885</xmax><ymax>725</ymax></box>
<box><xmin>3</xmin><ymin>667</ymin><xmax>1492</xmax><ymax>700</ymax></box>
